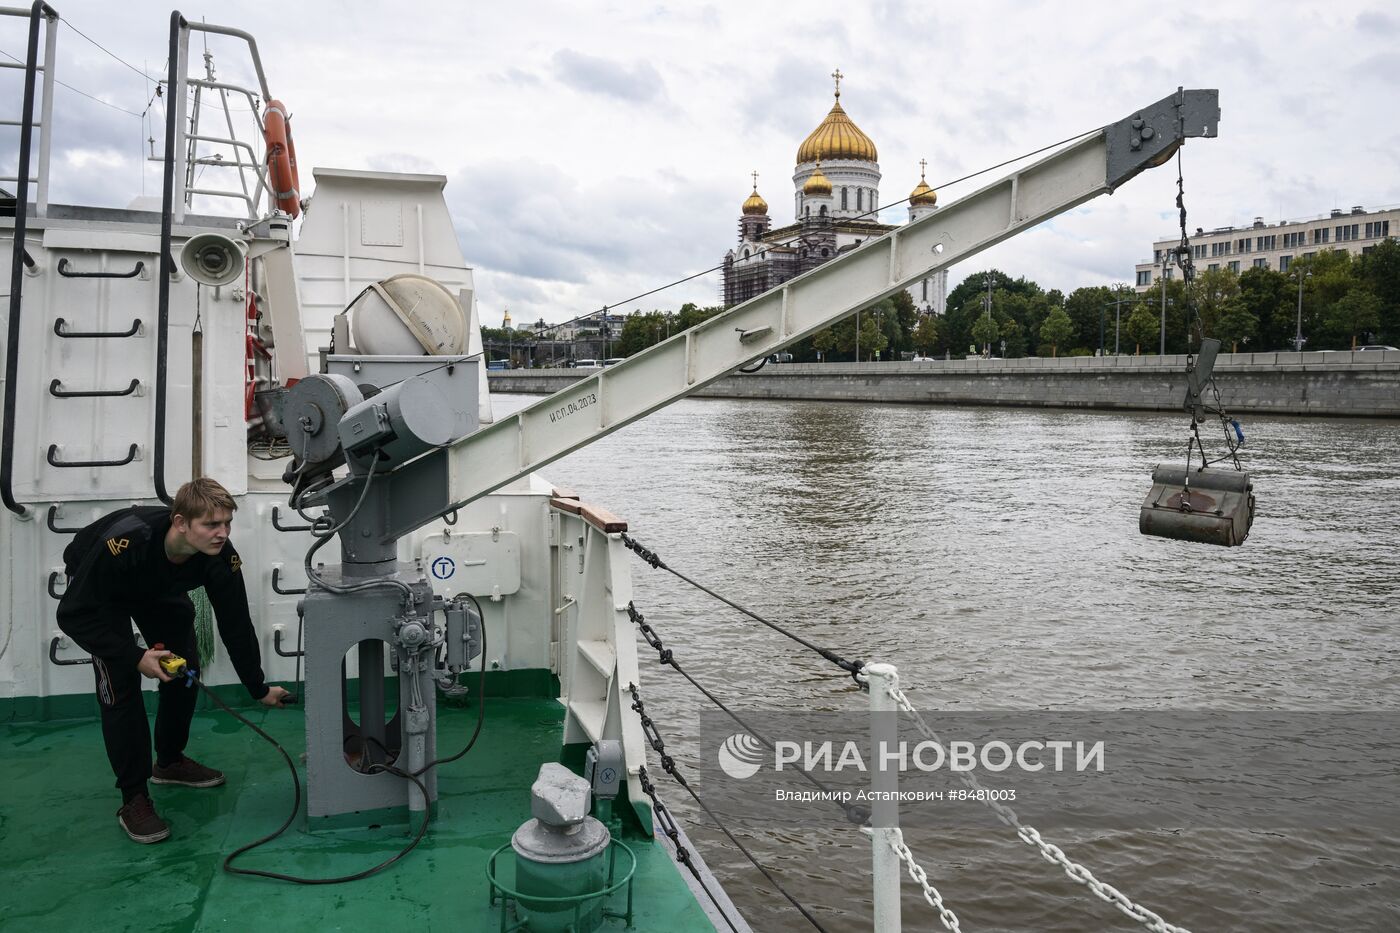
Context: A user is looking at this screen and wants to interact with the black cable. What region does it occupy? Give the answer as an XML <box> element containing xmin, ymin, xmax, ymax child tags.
<box><xmin>58</xmin><ymin>14</ymin><xmax>159</xmax><ymax>83</ymax></box>
<box><xmin>212</xmin><ymin>595</ymin><xmax>489</xmax><ymax>882</ymax></box>
<box><xmin>627</xmin><ymin>602</ymin><xmax>868</xmax><ymax>826</ymax></box>
<box><xmin>194</xmin><ymin>678</ymin><xmax>431</xmax><ymax>885</ymax></box>
<box><xmin>299</xmin><ymin>470</ymin><xmax>413</xmax><ymax>603</ymax></box>
<box><xmin>622</xmin><ymin>534</ymin><xmax>864</xmax><ymax>683</ymax></box>
<box><xmin>0</xmin><ymin>47</ymin><xmax>144</xmax><ymax>118</ymax></box>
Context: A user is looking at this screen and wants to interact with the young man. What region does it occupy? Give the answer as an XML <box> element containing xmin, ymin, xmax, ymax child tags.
<box><xmin>57</xmin><ymin>478</ymin><xmax>290</xmax><ymax>844</ymax></box>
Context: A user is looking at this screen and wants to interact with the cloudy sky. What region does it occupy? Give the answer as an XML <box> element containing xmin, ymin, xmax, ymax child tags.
<box><xmin>6</xmin><ymin>1</ymin><xmax>1399</xmax><ymax>327</ymax></box>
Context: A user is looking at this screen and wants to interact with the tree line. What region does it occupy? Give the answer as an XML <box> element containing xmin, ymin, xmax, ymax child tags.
<box><xmin>494</xmin><ymin>239</ymin><xmax>1400</xmax><ymax>363</ymax></box>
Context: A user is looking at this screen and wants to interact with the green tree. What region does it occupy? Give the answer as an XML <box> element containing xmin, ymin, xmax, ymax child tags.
<box><xmin>1325</xmin><ymin>285</ymin><xmax>1382</xmax><ymax>349</ymax></box>
<box><xmin>675</xmin><ymin>302</ymin><xmax>725</xmax><ymax>331</ymax></box>
<box><xmin>889</xmin><ymin>290</ymin><xmax>919</xmax><ymax>356</ymax></box>
<box><xmin>1356</xmin><ymin>237</ymin><xmax>1400</xmax><ymax>344</ymax></box>
<box><xmin>1215</xmin><ymin>298</ymin><xmax>1258</xmax><ymax>353</ymax></box>
<box><xmin>811</xmin><ymin>327</ymin><xmax>838</xmax><ymax>361</ymax></box>
<box><xmin>857</xmin><ymin>313</ymin><xmax>888</xmax><ymax>361</ymax></box>
<box><xmin>970</xmin><ymin>313</ymin><xmax>999</xmax><ymax>353</ymax></box>
<box><xmin>1038</xmin><ymin>306</ymin><xmax>1074</xmax><ymax>357</ymax></box>
<box><xmin>1291</xmin><ymin>249</ymin><xmax>1356</xmax><ymax>350</ymax></box>
<box><xmin>1193</xmin><ymin>267</ymin><xmax>1242</xmax><ymax>339</ymax></box>
<box><xmin>1065</xmin><ymin>285</ymin><xmax>1116</xmax><ymax>354</ymax></box>
<box><xmin>1237</xmin><ymin>267</ymin><xmax>1294</xmax><ymax>350</ymax></box>
<box><xmin>615</xmin><ymin>310</ymin><xmax>667</xmax><ymax>357</ymax></box>
<box><xmin>1124</xmin><ymin>305</ymin><xmax>1158</xmax><ymax>354</ymax></box>
<box><xmin>912</xmin><ymin>314</ymin><xmax>940</xmax><ymax>355</ymax></box>
<box><xmin>1000</xmin><ymin>319</ymin><xmax>1027</xmax><ymax>358</ymax></box>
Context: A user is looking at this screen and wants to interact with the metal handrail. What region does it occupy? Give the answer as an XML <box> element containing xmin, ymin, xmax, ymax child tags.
<box><xmin>1</xmin><ymin>0</ymin><xmax>57</xmax><ymax>517</ymax></box>
<box><xmin>271</xmin><ymin>506</ymin><xmax>312</xmax><ymax>532</ymax></box>
<box><xmin>153</xmin><ymin>12</ymin><xmax>275</xmax><ymax>503</ymax></box>
<box><xmin>273</xmin><ymin>627</ymin><xmax>303</xmax><ymax>658</ymax></box>
<box><xmin>54</xmin><ymin>317</ymin><xmax>142</xmax><ymax>338</ymax></box>
<box><xmin>154</xmin><ymin>10</ymin><xmax>181</xmax><ymax>505</ymax></box>
<box><xmin>46</xmin><ymin>504</ymin><xmax>82</xmax><ymax>532</ymax></box>
<box><xmin>49</xmin><ymin>378</ymin><xmax>141</xmax><ymax>398</ymax></box>
<box><xmin>56</xmin><ymin>257</ymin><xmax>145</xmax><ymax>278</ymax></box>
<box><xmin>46</xmin><ymin>570</ymin><xmax>63</xmax><ymax>598</ymax></box>
<box><xmin>49</xmin><ymin>636</ymin><xmax>91</xmax><ymax>666</ymax></box>
<box><xmin>271</xmin><ymin>566</ymin><xmax>306</xmax><ymax>595</ymax></box>
<box><xmin>47</xmin><ymin>443</ymin><xmax>139</xmax><ymax>468</ymax></box>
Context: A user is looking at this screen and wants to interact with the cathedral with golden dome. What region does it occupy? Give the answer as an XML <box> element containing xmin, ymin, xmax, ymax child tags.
<box><xmin>722</xmin><ymin>70</ymin><xmax>947</xmax><ymax>316</ymax></box>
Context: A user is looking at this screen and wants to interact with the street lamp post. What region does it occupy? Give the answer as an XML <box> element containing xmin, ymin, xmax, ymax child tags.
<box><xmin>1294</xmin><ymin>269</ymin><xmax>1312</xmax><ymax>352</ymax></box>
<box><xmin>1160</xmin><ymin>253</ymin><xmax>1171</xmax><ymax>355</ymax></box>
<box><xmin>983</xmin><ymin>276</ymin><xmax>993</xmax><ymax>357</ymax></box>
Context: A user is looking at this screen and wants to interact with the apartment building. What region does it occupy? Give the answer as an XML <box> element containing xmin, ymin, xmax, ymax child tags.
<box><xmin>1134</xmin><ymin>204</ymin><xmax>1398</xmax><ymax>291</ymax></box>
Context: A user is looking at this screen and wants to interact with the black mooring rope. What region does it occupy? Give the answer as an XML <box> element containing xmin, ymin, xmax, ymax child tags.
<box><xmin>621</xmin><ymin>534</ymin><xmax>865</xmax><ymax>685</ymax></box>
<box><xmin>628</xmin><ymin>683</ymin><xmax>831</xmax><ymax>933</ymax></box>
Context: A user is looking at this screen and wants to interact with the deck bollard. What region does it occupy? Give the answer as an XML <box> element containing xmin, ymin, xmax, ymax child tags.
<box><xmin>865</xmin><ymin>662</ymin><xmax>902</xmax><ymax>932</ymax></box>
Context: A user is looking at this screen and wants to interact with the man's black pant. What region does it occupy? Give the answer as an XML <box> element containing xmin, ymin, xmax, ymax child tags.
<box><xmin>90</xmin><ymin>592</ymin><xmax>201</xmax><ymax>792</ymax></box>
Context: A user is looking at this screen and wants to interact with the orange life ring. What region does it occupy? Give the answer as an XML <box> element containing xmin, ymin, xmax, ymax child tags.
<box><xmin>263</xmin><ymin>99</ymin><xmax>301</xmax><ymax>218</ymax></box>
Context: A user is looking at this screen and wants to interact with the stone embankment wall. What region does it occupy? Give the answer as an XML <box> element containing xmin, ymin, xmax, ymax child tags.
<box><xmin>488</xmin><ymin>350</ymin><xmax>1400</xmax><ymax>418</ymax></box>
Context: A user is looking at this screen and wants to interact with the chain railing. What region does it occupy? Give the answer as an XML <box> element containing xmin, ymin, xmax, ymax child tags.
<box><xmin>882</xmin><ymin>678</ymin><xmax>1193</xmax><ymax>933</ymax></box>
<box><xmin>860</xmin><ymin>824</ymin><xmax>963</xmax><ymax>932</ymax></box>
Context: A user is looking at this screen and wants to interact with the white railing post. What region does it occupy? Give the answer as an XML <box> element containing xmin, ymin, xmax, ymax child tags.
<box><xmin>865</xmin><ymin>662</ymin><xmax>902</xmax><ymax>932</ymax></box>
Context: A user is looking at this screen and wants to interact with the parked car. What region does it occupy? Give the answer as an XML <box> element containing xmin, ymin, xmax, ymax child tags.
<box><xmin>570</xmin><ymin>359</ymin><xmax>601</xmax><ymax>368</ymax></box>
<box><xmin>1356</xmin><ymin>345</ymin><xmax>1398</xmax><ymax>351</ymax></box>
<box><xmin>766</xmin><ymin>352</ymin><xmax>794</xmax><ymax>364</ymax></box>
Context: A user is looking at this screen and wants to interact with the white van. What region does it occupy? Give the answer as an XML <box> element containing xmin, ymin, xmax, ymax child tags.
<box><xmin>571</xmin><ymin>359</ymin><xmax>601</xmax><ymax>368</ymax></box>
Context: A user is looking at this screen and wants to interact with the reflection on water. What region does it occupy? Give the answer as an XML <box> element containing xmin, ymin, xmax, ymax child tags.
<box><xmin>495</xmin><ymin>393</ymin><xmax>1400</xmax><ymax>931</ymax></box>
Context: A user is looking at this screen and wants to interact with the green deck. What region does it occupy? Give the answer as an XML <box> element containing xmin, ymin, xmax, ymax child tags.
<box><xmin>0</xmin><ymin>682</ymin><xmax>720</xmax><ymax>932</ymax></box>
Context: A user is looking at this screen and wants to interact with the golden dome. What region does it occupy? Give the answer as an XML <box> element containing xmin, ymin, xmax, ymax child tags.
<box><xmin>803</xmin><ymin>161</ymin><xmax>833</xmax><ymax>196</ymax></box>
<box><xmin>796</xmin><ymin>96</ymin><xmax>878</xmax><ymax>164</ymax></box>
<box><xmin>741</xmin><ymin>186</ymin><xmax>768</xmax><ymax>216</ymax></box>
<box><xmin>909</xmin><ymin>165</ymin><xmax>937</xmax><ymax>207</ymax></box>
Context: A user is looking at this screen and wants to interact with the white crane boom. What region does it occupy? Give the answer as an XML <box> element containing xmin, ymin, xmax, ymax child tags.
<box><xmin>445</xmin><ymin>89</ymin><xmax>1220</xmax><ymax>512</ymax></box>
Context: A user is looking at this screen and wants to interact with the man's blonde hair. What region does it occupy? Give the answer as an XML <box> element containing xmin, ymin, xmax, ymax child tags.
<box><xmin>171</xmin><ymin>477</ymin><xmax>237</xmax><ymax>522</ymax></box>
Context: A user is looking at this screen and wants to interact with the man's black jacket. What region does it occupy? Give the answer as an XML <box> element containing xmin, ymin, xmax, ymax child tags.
<box><xmin>57</xmin><ymin>505</ymin><xmax>269</xmax><ymax>700</ymax></box>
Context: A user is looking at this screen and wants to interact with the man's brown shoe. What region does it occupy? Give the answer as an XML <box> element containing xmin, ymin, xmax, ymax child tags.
<box><xmin>152</xmin><ymin>755</ymin><xmax>226</xmax><ymax>788</ymax></box>
<box><xmin>117</xmin><ymin>795</ymin><xmax>170</xmax><ymax>844</ymax></box>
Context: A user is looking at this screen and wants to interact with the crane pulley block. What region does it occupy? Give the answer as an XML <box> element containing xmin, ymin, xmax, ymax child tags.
<box><xmin>1139</xmin><ymin>465</ymin><xmax>1255</xmax><ymax>547</ymax></box>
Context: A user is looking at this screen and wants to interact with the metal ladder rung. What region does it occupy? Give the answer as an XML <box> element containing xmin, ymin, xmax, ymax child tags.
<box><xmin>0</xmin><ymin>175</ymin><xmax>39</xmax><ymax>183</ymax></box>
<box><xmin>47</xmin><ymin>444</ymin><xmax>140</xmax><ymax>468</ymax></box>
<box><xmin>0</xmin><ymin>119</ymin><xmax>42</xmax><ymax>127</ymax></box>
<box><xmin>49</xmin><ymin>378</ymin><xmax>141</xmax><ymax>399</ymax></box>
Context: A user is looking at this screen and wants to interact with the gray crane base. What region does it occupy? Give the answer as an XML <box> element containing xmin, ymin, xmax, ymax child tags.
<box><xmin>302</xmin><ymin>565</ymin><xmax>439</xmax><ymax>819</ymax></box>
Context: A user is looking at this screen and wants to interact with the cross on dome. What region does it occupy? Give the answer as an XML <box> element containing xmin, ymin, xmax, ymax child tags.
<box><xmin>831</xmin><ymin>68</ymin><xmax>843</xmax><ymax>99</ymax></box>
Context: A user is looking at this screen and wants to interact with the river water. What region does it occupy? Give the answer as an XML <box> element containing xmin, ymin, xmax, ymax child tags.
<box><xmin>496</xmin><ymin>393</ymin><xmax>1399</xmax><ymax>932</ymax></box>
